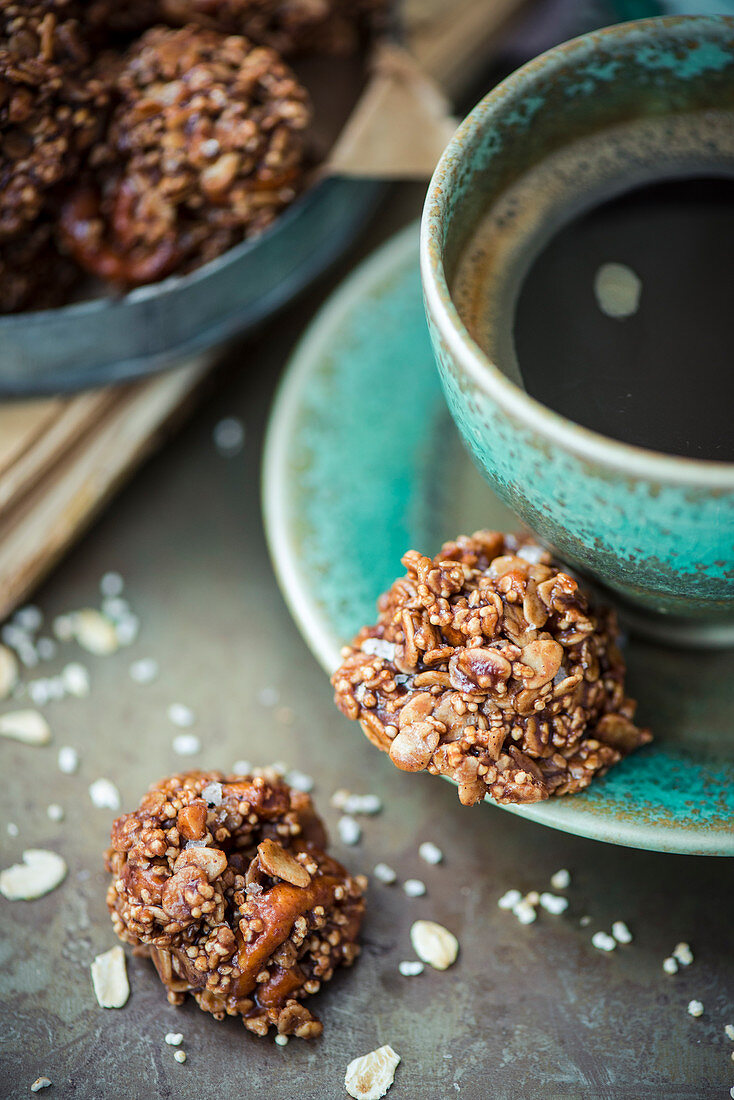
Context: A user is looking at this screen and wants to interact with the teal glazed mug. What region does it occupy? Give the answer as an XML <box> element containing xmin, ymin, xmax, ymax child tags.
<box><xmin>420</xmin><ymin>16</ymin><xmax>734</xmax><ymax>646</ymax></box>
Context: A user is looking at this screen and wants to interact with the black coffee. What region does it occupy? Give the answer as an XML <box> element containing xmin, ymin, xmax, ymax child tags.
<box><xmin>513</xmin><ymin>176</ymin><xmax>734</xmax><ymax>462</ymax></box>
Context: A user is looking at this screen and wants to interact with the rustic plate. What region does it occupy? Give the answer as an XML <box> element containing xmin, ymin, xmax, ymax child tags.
<box><xmin>263</xmin><ymin>222</ymin><xmax>734</xmax><ymax>856</ymax></box>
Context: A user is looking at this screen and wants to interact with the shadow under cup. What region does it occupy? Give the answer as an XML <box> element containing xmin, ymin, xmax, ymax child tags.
<box><xmin>421</xmin><ymin>15</ymin><xmax>734</xmax><ymax>645</ymax></box>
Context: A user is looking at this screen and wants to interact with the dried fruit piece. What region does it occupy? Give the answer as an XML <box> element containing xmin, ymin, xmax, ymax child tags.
<box><xmin>91</xmin><ymin>944</ymin><xmax>130</xmax><ymax>1008</ymax></box>
<box><xmin>0</xmin><ymin>709</ymin><xmax>51</xmax><ymax>745</ymax></box>
<box><xmin>0</xmin><ymin>849</ymin><xmax>67</xmax><ymax>900</ymax></box>
<box><xmin>409</xmin><ymin>920</ymin><xmax>459</xmax><ymax>971</ymax></box>
<box><xmin>345</xmin><ymin>1044</ymin><xmax>401</xmax><ymax>1100</ymax></box>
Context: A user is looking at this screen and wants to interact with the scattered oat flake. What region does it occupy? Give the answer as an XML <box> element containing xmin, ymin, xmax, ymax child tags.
<box><xmin>550</xmin><ymin>868</ymin><xmax>571</xmax><ymax>891</ymax></box>
<box><xmin>498</xmin><ymin>889</ymin><xmax>522</xmax><ymax>911</ymax></box>
<box><xmin>373</xmin><ymin>863</ymin><xmax>397</xmax><ymax>885</ymax></box>
<box><xmin>286</xmin><ymin>769</ymin><xmax>314</xmax><ymax>793</ymax></box>
<box><xmin>91</xmin><ymin>944</ymin><xmax>129</xmax><ymax>1008</ymax></box>
<box><xmin>100</xmin><ymin>572</ymin><xmax>124</xmax><ymax>598</ymax></box>
<box><xmin>663</xmin><ymin>956</ymin><xmax>679</xmax><ymax>975</ymax></box>
<box><xmin>0</xmin><ymin>709</ymin><xmax>51</xmax><ymax>746</ymax></box>
<box><xmin>591</xmin><ymin>932</ymin><xmax>616</xmax><ymax>952</ymax></box>
<box><xmin>213</xmin><ymin>417</ymin><xmax>245</xmax><ymax>456</ymax></box>
<box><xmin>172</xmin><ymin>733</ymin><xmax>201</xmax><ymax>756</ymax></box>
<box><xmin>168</xmin><ymin>703</ymin><xmax>195</xmax><ymax>728</ymax></box>
<box><xmin>398</xmin><ymin>960</ymin><xmax>424</xmax><ymax>977</ymax></box>
<box><xmin>0</xmin><ymin>644</ymin><xmax>19</xmax><ymax>699</ymax></box>
<box><xmin>419</xmin><ymin>842</ymin><xmax>443</xmax><ymax>865</ymax></box>
<box><xmin>47</xmin><ymin>804</ymin><xmax>64</xmax><ymax>823</ymax></box>
<box><xmin>539</xmin><ymin>892</ymin><xmax>568</xmax><ymax>916</ymax></box>
<box><xmin>725</xmin><ymin>1024</ymin><xmax>734</xmax><ymax>1041</ymax></box>
<box><xmin>89</xmin><ymin>778</ymin><xmax>121</xmax><ymax>811</ymax></box>
<box><xmin>174</xmin><ymin>1050</ymin><xmax>187</xmax><ymax>1063</ymax></box>
<box><xmin>73</xmin><ymin>609</ymin><xmax>119</xmax><ymax>655</ymax></box>
<box><xmin>274</xmin><ymin>1034</ymin><xmax>289</xmax><ymax>1046</ymax></box>
<box><xmin>403</xmin><ymin>879</ymin><xmax>426</xmax><ymax>898</ymax></box>
<box><xmin>673</xmin><ymin>942</ymin><xmax>693</xmax><ymax>966</ymax></box>
<box><xmin>165</xmin><ymin>1033</ymin><xmax>183</xmax><ymax>1046</ymax></box>
<box><xmin>0</xmin><ymin>849</ymin><xmax>67</xmax><ymax>900</ymax></box>
<box><xmin>410</xmin><ymin>920</ymin><xmax>459</xmax><ymax>971</ymax></box>
<box><xmin>338</xmin><ymin>816</ymin><xmax>361</xmax><ymax>846</ymax></box>
<box><xmin>58</xmin><ymin>746</ymin><xmax>79</xmax><ymax>774</ymax></box>
<box><xmin>129</xmin><ymin>658</ymin><xmax>158</xmax><ymax>684</ymax></box>
<box><xmin>31</xmin><ymin>1078</ymin><xmax>52</xmax><ymax>1092</ymax></box>
<box><xmin>612</xmin><ymin>921</ymin><xmax>632</xmax><ymax>944</ymax></box>
<box><xmin>345</xmin><ymin>1045</ymin><xmax>401</xmax><ymax>1100</ymax></box>
<box><xmin>687</xmin><ymin>999</ymin><xmax>704</xmax><ymax>1018</ymax></box>
<box><xmin>62</xmin><ymin>662</ymin><xmax>90</xmax><ymax>698</ymax></box>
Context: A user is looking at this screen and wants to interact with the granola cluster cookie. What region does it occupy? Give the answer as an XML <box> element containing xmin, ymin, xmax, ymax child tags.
<box><xmin>332</xmin><ymin>530</ymin><xmax>651</xmax><ymax>806</ymax></box>
<box><xmin>59</xmin><ymin>26</ymin><xmax>311</xmax><ymax>287</ymax></box>
<box><xmin>106</xmin><ymin>770</ymin><xmax>366</xmax><ymax>1038</ymax></box>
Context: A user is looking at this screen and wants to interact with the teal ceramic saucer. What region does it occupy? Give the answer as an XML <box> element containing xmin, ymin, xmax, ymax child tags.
<box><xmin>263</xmin><ymin>222</ymin><xmax>734</xmax><ymax>856</ymax></box>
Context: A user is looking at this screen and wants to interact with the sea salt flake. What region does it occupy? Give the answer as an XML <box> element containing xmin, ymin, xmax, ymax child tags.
<box><xmin>345</xmin><ymin>1045</ymin><xmax>401</xmax><ymax>1100</ymax></box>
<box><xmin>173</xmin><ymin>733</ymin><xmax>200</xmax><ymax>756</ymax></box>
<box><xmin>591</xmin><ymin>931</ymin><xmax>616</xmax><ymax>953</ymax></box>
<box><xmin>62</xmin><ymin>662</ymin><xmax>90</xmax><ymax>698</ymax></box>
<box><xmin>338</xmin><ymin>816</ymin><xmax>361</xmax><ymax>846</ymax></box>
<box><xmin>360</xmin><ymin>638</ymin><xmax>396</xmax><ymax>661</ymax></box>
<box><xmin>403</xmin><ymin>879</ymin><xmax>426</xmax><ymax>898</ymax></box>
<box><xmin>517</xmin><ymin>544</ymin><xmax>545</xmax><ymax>564</ymax></box>
<box><xmin>398</xmin><ymin>960</ymin><xmax>424</xmax><ymax>977</ymax></box>
<box><xmin>612</xmin><ymin>921</ymin><xmax>632</xmax><ymax>944</ymax></box>
<box><xmin>0</xmin><ymin>709</ymin><xmax>51</xmax><ymax>745</ymax></box>
<box><xmin>373</xmin><ymin>863</ymin><xmax>397</xmax><ymax>885</ymax></box>
<box><xmin>58</xmin><ymin>746</ymin><xmax>79</xmax><ymax>774</ymax></box>
<box><xmin>550</xmin><ymin>868</ymin><xmax>571</xmax><ymax>890</ymax></box>
<box><xmin>91</xmin><ymin>944</ymin><xmax>129</xmax><ymax>1008</ymax></box>
<box><xmin>165</xmin><ymin>1033</ymin><xmax>183</xmax><ymax>1046</ymax></box>
<box><xmin>498</xmin><ymin>889</ymin><xmax>522</xmax><ymax>911</ymax></box>
<box><xmin>168</xmin><ymin>703</ymin><xmax>195</xmax><ymax>728</ymax></box>
<box><xmin>89</xmin><ymin>778</ymin><xmax>121</xmax><ymax>811</ymax></box>
<box><xmin>687</xmin><ymin>999</ymin><xmax>704</xmax><ymax>1018</ymax></box>
<box><xmin>418</xmin><ymin>842</ymin><xmax>443</xmax><ymax>865</ymax></box>
<box><xmin>130</xmin><ymin>658</ymin><xmax>158</xmax><ymax>684</ymax></box>
<box><xmin>539</xmin><ymin>892</ymin><xmax>568</xmax><ymax>916</ymax></box>
<box><xmin>201</xmin><ymin>782</ymin><xmax>223</xmax><ymax>805</ymax></box>
<box><xmin>0</xmin><ymin>849</ymin><xmax>67</xmax><ymax>900</ymax></box>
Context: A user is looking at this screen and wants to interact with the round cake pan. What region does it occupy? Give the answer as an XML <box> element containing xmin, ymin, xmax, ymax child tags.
<box><xmin>0</xmin><ymin>175</ymin><xmax>385</xmax><ymax>396</ymax></box>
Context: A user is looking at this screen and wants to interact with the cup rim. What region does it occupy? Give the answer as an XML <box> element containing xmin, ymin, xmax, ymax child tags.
<box><xmin>420</xmin><ymin>14</ymin><xmax>734</xmax><ymax>489</ymax></box>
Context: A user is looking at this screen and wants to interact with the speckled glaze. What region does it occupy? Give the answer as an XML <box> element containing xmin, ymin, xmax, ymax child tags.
<box><xmin>421</xmin><ymin>17</ymin><xmax>734</xmax><ymax>639</ymax></box>
<box><xmin>263</xmin><ymin>224</ymin><xmax>734</xmax><ymax>855</ymax></box>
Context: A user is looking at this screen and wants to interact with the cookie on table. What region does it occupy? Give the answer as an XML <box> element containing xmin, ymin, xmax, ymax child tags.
<box><xmin>332</xmin><ymin>530</ymin><xmax>651</xmax><ymax>806</ymax></box>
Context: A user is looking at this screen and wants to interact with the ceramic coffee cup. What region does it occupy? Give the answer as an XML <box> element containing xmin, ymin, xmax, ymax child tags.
<box><xmin>421</xmin><ymin>15</ymin><xmax>734</xmax><ymax>646</ymax></box>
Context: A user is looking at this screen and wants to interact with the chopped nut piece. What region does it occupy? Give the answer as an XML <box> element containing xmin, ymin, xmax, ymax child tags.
<box><xmin>0</xmin><ymin>849</ymin><xmax>67</xmax><ymax>900</ymax></box>
<box><xmin>174</xmin><ymin>845</ymin><xmax>227</xmax><ymax>881</ymax></box>
<box><xmin>345</xmin><ymin>1045</ymin><xmax>401</xmax><ymax>1100</ymax></box>
<box><xmin>257</xmin><ymin>839</ymin><xmax>312</xmax><ymax>888</ymax></box>
<box><xmin>0</xmin><ymin>709</ymin><xmax>51</xmax><ymax>746</ymax></box>
<box><xmin>91</xmin><ymin>945</ymin><xmax>130</xmax><ymax>1009</ymax></box>
<box><xmin>410</xmin><ymin>920</ymin><xmax>459</xmax><ymax>971</ymax></box>
<box><xmin>687</xmin><ymin>999</ymin><xmax>704</xmax><ymax>1018</ymax></box>
<box><xmin>0</xmin><ymin>644</ymin><xmax>19</xmax><ymax>699</ymax></box>
<box><xmin>73</xmin><ymin>610</ymin><xmax>119</xmax><ymax>655</ymax></box>
<box><xmin>550</xmin><ymin>869</ymin><xmax>571</xmax><ymax>891</ymax></box>
<box><xmin>418</xmin><ymin>842</ymin><xmax>443</xmax><ymax>866</ymax></box>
